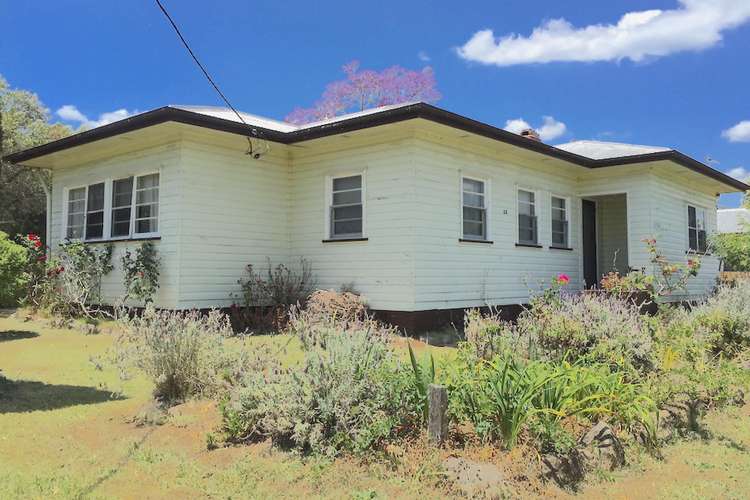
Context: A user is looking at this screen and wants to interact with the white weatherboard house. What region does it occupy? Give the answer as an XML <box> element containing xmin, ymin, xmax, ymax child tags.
<box><xmin>6</xmin><ymin>103</ymin><xmax>749</xmax><ymax>329</ymax></box>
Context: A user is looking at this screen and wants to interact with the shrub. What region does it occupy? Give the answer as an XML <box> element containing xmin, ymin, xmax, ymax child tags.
<box><xmin>520</xmin><ymin>293</ymin><xmax>654</xmax><ymax>372</ymax></box>
<box><xmin>222</xmin><ymin>324</ymin><xmax>417</xmax><ymax>456</ymax></box>
<box><xmin>114</xmin><ymin>305</ymin><xmax>253</xmax><ymax>404</ymax></box>
<box><xmin>463</xmin><ymin>308</ymin><xmax>521</xmax><ymax>361</ymax></box>
<box><xmin>712</xmin><ymin>231</ymin><xmax>750</xmax><ymax>271</ymax></box>
<box><xmin>290</xmin><ymin>289</ymin><xmax>368</xmax><ymax>330</ymax></box>
<box><xmin>445</xmin><ymin>349</ymin><xmax>655</xmax><ymax>449</ymax></box>
<box><xmin>0</xmin><ymin>232</ymin><xmax>28</xmax><ymax>307</ymax></box>
<box><xmin>648</xmin><ymin>305</ymin><xmax>750</xmax><ymax>432</ymax></box>
<box><xmin>26</xmin><ymin>240</ymin><xmax>114</xmax><ymax>318</ymax></box>
<box><xmin>600</xmin><ymin>269</ymin><xmax>655</xmax><ymax>301</ymax></box>
<box><xmin>691</xmin><ymin>281</ymin><xmax>750</xmax><ymax>356</ymax></box>
<box><xmin>121</xmin><ymin>241</ymin><xmax>160</xmax><ymax>304</ymax></box>
<box><xmin>232</xmin><ymin>258</ymin><xmax>317</xmax><ymax>331</ymax></box>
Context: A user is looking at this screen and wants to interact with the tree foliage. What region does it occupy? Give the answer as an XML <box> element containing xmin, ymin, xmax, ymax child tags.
<box><xmin>713</xmin><ymin>230</ymin><xmax>750</xmax><ymax>272</ymax></box>
<box><xmin>0</xmin><ymin>75</ymin><xmax>72</xmax><ymax>240</ymax></box>
<box><xmin>285</xmin><ymin>60</ymin><xmax>440</xmax><ymax>125</ymax></box>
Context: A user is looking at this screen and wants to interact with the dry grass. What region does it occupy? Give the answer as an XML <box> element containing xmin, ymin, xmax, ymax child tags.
<box><xmin>1</xmin><ymin>311</ymin><xmax>748</xmax><ymax>499</ymax></box>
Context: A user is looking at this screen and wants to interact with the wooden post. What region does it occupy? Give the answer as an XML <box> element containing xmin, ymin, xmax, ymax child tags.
<box><xmin>428</xmin><ymin>384</ymin><xmax>448</xmax><ymax>445</ymax></box>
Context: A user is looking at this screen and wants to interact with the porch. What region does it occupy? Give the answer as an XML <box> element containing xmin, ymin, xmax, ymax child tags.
<box><xmin>581</xmin><ymin>193</ymin><xmax>630</xmax><ymax>288</ymax></box>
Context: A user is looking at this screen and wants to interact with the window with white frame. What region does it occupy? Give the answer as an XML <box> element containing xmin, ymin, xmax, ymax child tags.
<box><xmin>329</xmin><ymin>174</ymin><xmax>363</xmax><ymax>239</ymax></box>
<box><xmin>85</xmin><ymin>182</ymin><xmax>105</xmax><ymax>240</ymax></box>
<box><xmin>64</xmin><ymin>173</ymin><xmax>160</xmax><ymax>241</ymax></box>
<box><xmin>551</xmin><ymin>196</ymin><xmax>569</xmax><ymax>248</ymax></box>
<box><xmin>66</xmin><ymin>187</ymin><xmax>86</xmax><ymax>239</ymax></box>
<box><xmin>462</xmin><ymin>177</ymin><xmax>487</xmax><ymax>240</ymax></box>
<box><xmin>517</xmin><ymin>189</ymin><xmax>537</xmax><ymax>245</ymax></box>
<box><xmin>111</xmin><ymin>177</ymin><xmax>134</xmax><ymax>238</ymax></box>
<box><xmin>687</xmin><ymin>205</ymin><xmax>707</xmax><ymax>253</ymax></box>
<box><xmin>135</xmin><ymin>173</ymin><xmax>160</xmax><ymax>235</ymax></box>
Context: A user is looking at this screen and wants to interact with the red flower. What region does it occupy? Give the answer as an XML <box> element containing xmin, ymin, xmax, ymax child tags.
<box><xmin>34</xmin><ymin>240</ymin><xmax>42</xmax><ymax>248</ymax></box>
<box><xmin>556</xmin><ymin>273</ymin><xmax>570</xmax><ymax>285</ymax></box>
<box><xmin>37</xmin><ymin>255</ymin><xmax>46</xmax><ymax>262</ymax></box>
<box><xmin>27</xmin><ymin>233</ymin><xmax>38</xmax><ymax>241</ymax></box>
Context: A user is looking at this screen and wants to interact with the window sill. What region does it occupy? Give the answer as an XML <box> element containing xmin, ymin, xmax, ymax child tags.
<box><xmin>82</xmin><ymin>236</ymin><xmax>161</xmax><ymax>244</ymax></box>
<box><xmin>459</xmin><ymin>238</ymin><xmax>494</xmax><ymax>244</ymax></box>
<box><xmin>322</xmin><ymin>237</ymin><xmax>368</xmax><ymax>243</ymax></box>
<box><xmin>515</xmin><ymin>243</ymin><xmax>543</xmax><ymax>249</ymax></box>
<box><xmin>549</xmin><ymin>246</ymin><xmax>574</xmax><ymax>251</ymax></box>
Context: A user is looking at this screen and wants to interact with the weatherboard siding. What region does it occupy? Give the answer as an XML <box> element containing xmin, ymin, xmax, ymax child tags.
<box><xmin>650</xmin><ymin>172</ymin><xmax>720</xmax><ymax>299</ymax></box>
<box><xmin>49</xmin><ymin>143</ymin><xmax>181</xmax><ymax>308</ymax></box>
<box><xmin>410</xmin><ymin>137</ymin><xmax>583</xmax><ymax>310</ymax></box>
<box><xmin>289</xmin><ymin>140</ymin><xmax>417</xmax><ymax>311</ymax></box>
<box><xmin>175</xmin><ymin>141</ymin><xmax>291</xmax><ymax>309</ymax></box>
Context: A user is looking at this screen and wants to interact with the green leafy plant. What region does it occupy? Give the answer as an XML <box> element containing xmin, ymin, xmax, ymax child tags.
<box><xmin>0</xmin><ymin>231</ymin><xmax>29</xmax><ymax>307</ymax></box>
<box><xmin>407</xmin><ymin>341</ymin><xmax>435</xmax><ymax>424</ymax></box>
<box><xmin>712</xmin><ymin>231</ymin><xmax>750</xmax><ymax>272</ymax></box>
<box><xmin>121</xmin><ymin>241</ymin><xmax>160</xmax><ymax>304</ymax></box>
<box><xmin>643</xmin><ymin>238</ymin><xmax>702</xmax><ymax>297</ymax></box>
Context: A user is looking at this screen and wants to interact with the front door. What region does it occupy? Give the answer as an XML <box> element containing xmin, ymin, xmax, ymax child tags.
<box><xmin>582</xmin><ymin>199</ymin><xmax>597</xmax><ymax>288</ymax></box>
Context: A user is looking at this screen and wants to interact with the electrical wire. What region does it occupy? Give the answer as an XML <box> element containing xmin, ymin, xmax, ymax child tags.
<box><xmin>154</xmin><ymin>0</ymin><xmax>263</xmax><ymax>155</ymax></box>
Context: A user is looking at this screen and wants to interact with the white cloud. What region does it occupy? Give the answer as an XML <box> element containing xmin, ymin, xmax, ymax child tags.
<box><xmin>418</xmin><ymin>50</ymin><xmax>431</xmax><ymax>62</ymax></box>
<box><xmin>55</xmin><ymin>105</ymin><xmax>136</xmax><ymax>129</ymax></box>
<box><xmin>504</xmin><ymin>116</ymin><xmax>567</xmax><ymax>141</ymax></box>
<box><xmin>727</xmin><ymin>166</ymin><xmax>749</xmax><ymax>180</ymax></box>
<box><xmin>456</xmin><ymin>0</ymin><xmax>750</xmax><ymax>66</ymax></box>
<box><xmin>504</xmin><ymin>118</ymin><xmax>532</xmax><ymax>135</ymax></box>
<box><xmin>537</xmin><ymin>116</ymin><xmax>567</xmax><ymax>141</ymax></box>
<box><xmin>722</xmin><ymin>120</ymin><xmax>750</xmax><ymax>142</ymax></box>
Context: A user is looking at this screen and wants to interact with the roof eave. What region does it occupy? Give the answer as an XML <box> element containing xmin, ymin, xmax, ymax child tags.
<box><xmin>4</xmin><ymin>102</ymin><xmax>748</xmax><ymax>193</ymax></box>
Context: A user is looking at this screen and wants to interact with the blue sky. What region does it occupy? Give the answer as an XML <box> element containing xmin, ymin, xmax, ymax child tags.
<box><xmin>1</xmin><ymin>0</ymin><xmax>749</xmax><ymax>206</ymax></box>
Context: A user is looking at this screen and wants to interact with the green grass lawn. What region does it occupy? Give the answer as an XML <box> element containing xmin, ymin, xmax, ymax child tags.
<box><xmin>1</xmin><ymin>312</ymin><xmax>749</xmax><ymax>499</ymax></box>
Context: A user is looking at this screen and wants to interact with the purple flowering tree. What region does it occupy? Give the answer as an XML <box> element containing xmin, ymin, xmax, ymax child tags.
<box><xmin>285</xmin><ymin>60</ymin><xmax>441</xmax><ymax>125</ymax></box>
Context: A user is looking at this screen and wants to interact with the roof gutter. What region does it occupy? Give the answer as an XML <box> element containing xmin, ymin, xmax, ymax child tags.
<box><xmin>4</xmin><ymin>103</ymin><xmax>749</xmax><ymax>192</ymax></box>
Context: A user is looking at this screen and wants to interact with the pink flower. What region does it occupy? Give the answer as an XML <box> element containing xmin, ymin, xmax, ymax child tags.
<box><xmin>556</xmin><ymin>273</ymin><xmax>570</xmax><ymax>285</ymax></box>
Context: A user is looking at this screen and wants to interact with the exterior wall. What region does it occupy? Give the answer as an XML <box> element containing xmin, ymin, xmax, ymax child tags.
<box><xmin>596</xmin><ymin>194</ymin><xmax>629</xmax><ymax>275</ymax></box>
<box><xmin>410</xmin><ymin>136</ymin><xmax>583</xmax><ymax>310</ymax></box>
<box><xmin>175</xmin><ymin>140</ymin><xmax>291</xmax><ymax>309</ymax></box>
<box><xmin>49</xmin><ymin>143</ymin><xmax>181</xmax><ymax>308</ymax></box>
<box><xmin>289</xmin><ymin>139</ymin><xmax>417</xmax><ymax>311</ymax></box>
<box><xmin>48</xmin><ymin>131</ymin><xmax>726</xmax><ymax>314</ymax></box>
<box><xmin>650</xmin><ymin>171</ymin><xmax>720</xmax><ymax>299</ymax></box>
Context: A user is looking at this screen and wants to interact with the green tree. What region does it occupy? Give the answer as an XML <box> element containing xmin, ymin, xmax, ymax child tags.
<box><xmin>713</xmin><ymin>223</ymin><xmax>750</xmax><ymax>272</ymax></box>
<box><xmin>0</xmin><ymin>75</ymin><xmax>72</xmax><ymax>240</ymax></box>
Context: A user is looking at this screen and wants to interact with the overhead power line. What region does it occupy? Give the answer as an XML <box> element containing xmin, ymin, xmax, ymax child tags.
<box><xmin>154</xmin><ymin>0</ymin><xmax>265</xmax><ymax>157</ymax></box>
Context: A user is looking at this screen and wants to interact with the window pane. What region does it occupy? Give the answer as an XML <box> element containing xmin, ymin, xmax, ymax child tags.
<box><xmin>333</xmin><ymin>205</ymin><xmax>362</xmax><ymax>220</ymax></box>
<box><xmin>463</xmin><ymin>193</ymin><xmax>484</xmax><ymax>208</ymax></box>
<box><xmin>333</xmin><ymin>219</ymin><xmax>362</xmax><ymax>236</ymax></box>
<box><xmin>688</xmin><ymin>228</ymin><xmax>698</xmax><ymax>251</ymax></box>
<box><xmin>552</xmin><ymin>197</ymin><xmax>566</xmax><ymax>210</ymax></box>
<box><xmin>112</xmin><ymin>220</ymin><xmax>131</xmax><ymax>237</ymax></box>
<box><xmin>67</xmin><ymin>224</ymin><xmax>84</xmax><ymax>239</ymax></box>
<box><xmin>69</xmin><ymin>187</ymin><xmax>86</xmax><ymax>202</ymax></box>
<box><xmin>463</xmin><ymin>206</ymin><xmax>485</xmax><ymax>223</ymax></box>
<box><xmin>698</xmin><ymin>230</ymin><xmax>707</xmax><ymax>253</ymax></box>
<box><xmin>552</xmin><ymin>219</ymin><xmax>566</xmax><ymax>233</ymax></box>
<box><xmin>112</xmin><ymin>207</ymin><xmax>131</xmax><ymax>237</ymax></box>
<box><xmin>136</xmin><ymin>219</ymin><xmax>158</xmax><ymax>234</ymax></box>
<box><xmin>137</xmin><ymin>173</ymin><xmax>159</xmax><ymax>189</ymax></box>
<box><xmin>69</xmin><ymin>199</ymin><xmax>86</xmax><ymax>214</ymax></box>
<box><xmin>696</xmin><ymin>209</ymin><xmax>706</xmax><ymax>230</ymax></box>
<box><xmin>552</xmin><ymin>232</ymin><xmax>565</xmax><ymax>246</ymax></box>
<box><xmin>136</xmin><ymin>188</ymin><xmax>159</xmax><ymax>204</ymax></box>
<box><xmin>87</xmin><ymin>183</ymin><xmax>105</xmax><ymax>211</ymax></box>
<box><xmin>518</xmin><ymin>214</ymin><xmax>537</xmax><ymax>244</ymax></box>
<box><xmin>332</xmin><ymin>190</ymin><xmax>361</xmax><ymax>205</ymax></box>
<box><xmin>688</xmin><ymin>206</ymin><xmax>696</xmax><ymax>228</ymax></box>
<box><xmin>113</xmin><ymin>178</ymin><xmax>134</xmax><ymax>208</ymax></box>
<box><xmin>136</xmin><ymin>204</ymin><xmax>159</xmax><ymax>219</ymax></box>
<box><xmin>462</xmin><ymin>178</ymin><xmax>484</xmax><ymax>194</ymax></box>
<box><xmin>463</xmin><ymin>221</ymin><xmax>484</xmax><ymax>238</ymax></box>
<box><xmin>519</xmin><ymin>190</ymin><xmax>534</xmax><ymax>204</ymax></box>
<box><xmin>333</xmin><ymin>175</ymin><xmax>361</xmax><ymax>191</ymax></box>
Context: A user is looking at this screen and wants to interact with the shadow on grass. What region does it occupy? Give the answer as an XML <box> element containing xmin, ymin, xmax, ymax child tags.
<box><xmin>0</xmin><ymin>330</ymin><xmax>39</xmax><ymax>342</ymax></box>
<box><xmin>0</xmin><ymin>308</ymin><xmax>17</xmax><ymax>318</ymax></box>
<box><xmin>0</xmin><ymin>378</ymin><xmax>123</xmax><ymax>413</ymax></box>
